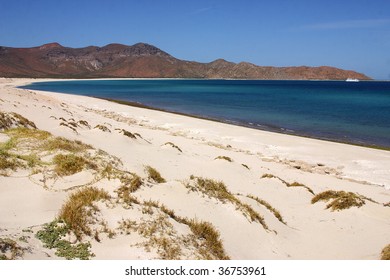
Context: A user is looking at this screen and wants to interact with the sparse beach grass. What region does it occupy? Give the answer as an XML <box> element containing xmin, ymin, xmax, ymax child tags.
<box><xmin>247</xmin><ymin>194</ymin><xmax>286</xmax><ymax>224</ymax></box>
<box><xmin>125</xmin><ymin>199</ymin><xmax>230</xmax><ymax>260</ymax></box>
<box><xmin>43</xmin><ymin>136</ymin><xmax>92</xmax><ymax>153</ymax></box>
<box><xmin>186</xmin><ymin>176</ymin><xmax>267</xmax><ymax>229</ymax></box>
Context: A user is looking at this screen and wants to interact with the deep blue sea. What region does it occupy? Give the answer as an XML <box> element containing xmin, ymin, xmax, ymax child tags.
<box><xmin>21</xmin><ymin>79</ymin><xmax>390</xmax><ymax>148</ymax></box>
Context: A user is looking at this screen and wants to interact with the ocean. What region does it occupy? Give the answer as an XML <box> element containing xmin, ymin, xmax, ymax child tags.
<box><xmin>21</xmin><ymin>79</ymin><xmax>390</xmax><ymax>149</ymax></box>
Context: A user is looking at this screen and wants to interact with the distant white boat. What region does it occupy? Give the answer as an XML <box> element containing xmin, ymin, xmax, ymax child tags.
<box><xmin>346</xmin><ymin>78</ymin><xmax>359</xmax><ymax>82</ymax></box>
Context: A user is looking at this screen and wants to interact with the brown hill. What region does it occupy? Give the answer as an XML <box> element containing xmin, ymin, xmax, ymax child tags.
<box><xmin>0</xmin><ymin>42</ymin><xmax>370</xmax><ymax>80</ymax></box>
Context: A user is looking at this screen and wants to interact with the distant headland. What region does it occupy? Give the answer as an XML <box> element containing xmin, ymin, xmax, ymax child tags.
<box><xmin>0</xmin><ymin>42</ymin><xmax>370</xmax><ymax>80</ymax></box>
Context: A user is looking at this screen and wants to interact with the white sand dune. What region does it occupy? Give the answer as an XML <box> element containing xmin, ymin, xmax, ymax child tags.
<box><xmin>0</xmin><ymin>78</ymin><xmax>389</xmax><ymax>260</ymax></box>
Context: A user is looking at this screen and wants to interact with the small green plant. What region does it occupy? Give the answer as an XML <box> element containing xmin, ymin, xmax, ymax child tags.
<box><xmin>58</xmin><ymin>187</ymin><xmax>110</xmax><ymax>240</ymax></box>
<box><xmin>381</xmin><ymin>244</ymin><xmax>390</xmax><ymax>260</ymax></box>
<box><xmin>215</xmin><ymin>156</ymin><xmax>233</xmax><ymax>162</ymax></box>
<box><xmin>53</xmin><ymin>154</ymin><xmax>86</xmax><ymax>176</ymax></box>
<box><xmin>311</xmin><ymin>190</ymin><xmax>367</xmax><ymax>211</ymax></box>
<box><xmin>36</xmin><ymin>220</ymin><xmax>69</xmax><ymax>248</ymax></box>
<box><xmin>145</xmin><ymin>165</ymin><xmax>166</xmax><ymax>183</ymax></box>
<box><xmin>36</xmin><ymin>220</ymin><xmax>94</xmax><ymax>260</ymax></box>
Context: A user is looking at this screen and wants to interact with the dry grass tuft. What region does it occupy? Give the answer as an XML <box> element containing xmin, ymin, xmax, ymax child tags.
<box><xmin>381</xmin><ymin>244</ymin><xmax>390</xmax><ymax>260</ymax></box>
<box><xmin>286</xmin><ymin>181</ymin><xmax>315</xmax><ymax>195</ymax></box>
<box><xmin>215</xmin><ymin>156</ymin><xmax>233</xmax><ymax>162</ymax></box>
<box><xmin>311</xmin><ymin>190</ymin><xmax>367</xmax><ymax>211</ymax></box>
<box><xmin>0</xmin><ymin>238</ymin><xmax>24</xmax><ymax>260</ymax></box>
<box><xmin>53</xmin><ymin>154</ymin><xmax>86</xmax><ymax>176</ymax></box>
<box><xmin>116</xmin><ymin>174</ymin><xmax>143</xmax><ymax>206</ymax></box>
<box><xmin>241</xmin><ymin>164</ymin><xmax>250</xmax><ymax>170</ymax></box>
<box><xmin>78</xmin><ymin>120</ymin><xmax>91</xmax><ymax>128</ymax></box>
<box><xmin>163</xmin><ymin>142</ymin><xmax>183</xmax><ymax>153</ymax></box>
<box><xmin>247</xmin><ymin>194</ymin><xmax>286</xmax><ymax>224</ymax></box>
<box><xmin>58</xmin><ymin>187</ymin><xmax>110</xmax><ymax>240</ymax></box>
<box><xmin>238</xmin><ymin>203</ymin><xmax>268</xmax><ymax>229</ymax></box>
<box><xmin>94</xmin><ymin>124</ymin><xmax>111</xmax><ymax>132</ymax></box>
<box><xmin>186</xmin><ymin>177</ymin><xmax>236</xmax><ymax>203</ymax></box>
<box><xmin>117</xmin><ymin>129</ymin><xmax>138</xmax><ymax>139</ymax></box>
<box><xmin>261</xmin><ymin>173</ymin><xmax>277</xmax><ymax>179</ymax></box>
<box><xmin>188</xmin><ymin>220</ymin><xmax>229</xmax><ymax>260</ymax></box>
<box><xmin>0</xmin><ymin>151</ymin><xmax>21</xmax><ymax>171</ymax></box>
<box><xmin>0</xmin><ymin>111</ymin><xmax>36</xmax><ymax>130</ymax></box>
<box><xmin>145</xmin><ymin>165</ymin><xmax>166</xmax><ymax>183</ymax></box>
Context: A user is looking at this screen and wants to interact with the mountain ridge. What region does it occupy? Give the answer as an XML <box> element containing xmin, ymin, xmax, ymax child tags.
<box><xmin>0</xmin><ymin>42</ymin><xmax>370</xmax><ymax>80</ymax></box>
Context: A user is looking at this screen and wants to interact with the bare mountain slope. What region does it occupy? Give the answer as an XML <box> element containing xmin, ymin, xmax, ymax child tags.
<box><xmin>0</xmin><ymin>42</ymin><xmax>370</xmax><ymax>80</ymax></box>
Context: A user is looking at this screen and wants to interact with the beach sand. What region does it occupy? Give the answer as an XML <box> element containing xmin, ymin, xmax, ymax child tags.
<box><xmin>0</xmin><ymin>77</ymin><xmax>389</xmax><ymax>260</ymax></box>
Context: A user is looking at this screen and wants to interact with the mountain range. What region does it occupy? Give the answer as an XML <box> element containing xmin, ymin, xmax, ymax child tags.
<box><xmin>0</xmin><ymin>42</ymin><xmax>370</xmax><ymax>80</ymax></box>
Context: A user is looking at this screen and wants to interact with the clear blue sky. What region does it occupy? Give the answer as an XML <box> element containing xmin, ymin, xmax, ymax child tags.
<box><xmin>1</xmin><ymin>0</ymin><xmax>389</xmax><ymax>79</ymax></box>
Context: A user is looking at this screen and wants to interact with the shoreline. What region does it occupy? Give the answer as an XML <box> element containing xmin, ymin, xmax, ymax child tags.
<box><xmin>20</xmin><ymin>78</ymin><xmax>390</xmax><ymax>151</ymax></box>
<box><xmin>99</xmin><ymin>97</ymin><xmax>390</xmax><ymax>151</ymax></box>
<box><xmin>1</xmin><ymin>77</ymin><xmax>390</xmax><ymax>260</ymax></box>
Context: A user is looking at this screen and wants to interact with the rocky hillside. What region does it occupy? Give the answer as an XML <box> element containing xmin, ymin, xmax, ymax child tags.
<box><xmin>0</xmin><ymin>42</ymin><xmax>370</xmax><ymax>80</ymax></box>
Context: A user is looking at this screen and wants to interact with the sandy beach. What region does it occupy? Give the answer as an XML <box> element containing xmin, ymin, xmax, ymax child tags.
<box><xmin>0</xmin><ymin>77</ymin><xmax>389</xmax><ymax>260</ymax></box>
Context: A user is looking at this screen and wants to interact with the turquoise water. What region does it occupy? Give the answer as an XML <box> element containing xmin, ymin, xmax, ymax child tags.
<box><xmin>21</xmin><ymin>79</ymin><xmax>390</xmax><ymax>148</ymax></box>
